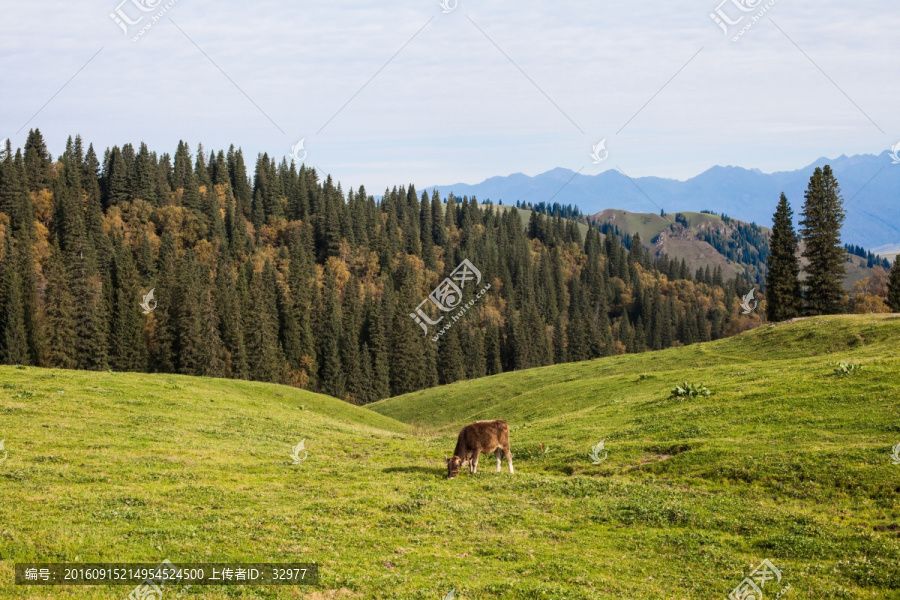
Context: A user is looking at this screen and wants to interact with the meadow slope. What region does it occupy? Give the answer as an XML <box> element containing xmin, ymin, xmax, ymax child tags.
<box><xmin>0</xmin><ymin>315</ymin><xmax>898</xmax><ymax>599</ymax></box>
<box><xmin>371</xmin><ymin>314</ymin><xmax>900</xmax><ymax>598</ymax></box>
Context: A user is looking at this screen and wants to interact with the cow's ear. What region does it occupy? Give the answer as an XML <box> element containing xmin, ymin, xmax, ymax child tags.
<box><xmin>444</xmin><ymin>456</ymin><xmax>450</xmax><ymax>464</ymax></box>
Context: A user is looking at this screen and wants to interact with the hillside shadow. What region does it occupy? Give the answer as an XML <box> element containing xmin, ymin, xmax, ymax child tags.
<box><xmin>382</xmin><ymin>466</ymin><xmax>442</xmax><ymax>476</ymax></box>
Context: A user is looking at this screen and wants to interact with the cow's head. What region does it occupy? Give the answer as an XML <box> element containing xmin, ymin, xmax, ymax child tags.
<box><xmin>445</xmin><ymin>455</ymin><xmax>463</xmax><ymax>479</ymax></box>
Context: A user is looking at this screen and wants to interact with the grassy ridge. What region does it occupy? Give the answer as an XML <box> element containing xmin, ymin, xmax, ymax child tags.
<box><xmin>591</xmin><ymin>209</ymin><xmax>729</xmax><ymax>244</ymax></box>
<box><xmin>370</xmin><ymin>315</ymin><xmax>900</xmax><ymax>597</ymax></box>
<box><xmin>1</xmin><ymin>315</ymin><xmax>899</xmax><ymax>598</ymax></box>
<box><xmin>0</xmin><ymin>370</ymin><xmax>411</xmax><ymax>599</ymax></box>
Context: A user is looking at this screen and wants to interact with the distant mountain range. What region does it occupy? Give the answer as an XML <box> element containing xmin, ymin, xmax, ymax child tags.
<box><xmin>426</xmin><ymin>152</ymin><xmax>900</xmax><ymax>251</ymax></box>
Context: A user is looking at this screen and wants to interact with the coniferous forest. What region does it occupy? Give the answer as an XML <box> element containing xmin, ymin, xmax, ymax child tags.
<box><xmin>0</xmin><ymin>130</ymin><xmax>763</xmax><ymax>403</ymax></box>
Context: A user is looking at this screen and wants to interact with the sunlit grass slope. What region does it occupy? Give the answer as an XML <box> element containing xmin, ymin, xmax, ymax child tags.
<box><xmin>370</xmin><ymin>314</ymin><xmax>900</xmax><ymax>598</ymax></box>
<box><xmin>0</xmin><ymin>370</ymin><xmax>411</xmax><ymax>599</ymax></box>
<box><xmin>1</xmin><ymin>315</ymin><xmax>899</xmax><ymax>599</ymax></box>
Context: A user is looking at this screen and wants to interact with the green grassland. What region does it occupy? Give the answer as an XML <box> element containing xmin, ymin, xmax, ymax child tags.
<box><xmin>590</xmin><ymin>209</ymin><xmax>731</xmax><ymax>244</ymax></box>
<box><xmin>492</xmin><ymin>205</ymin><xmax>590</xmax><ymax>239</ymax></box>
<box><xmin>3</xmin><ymin>315</ymin><xmax>900</xmax><ymax>598</ymax></box>
<box><xmin>591</xmin><ymin>209</ymin><xmax>881</xmax><ymax>289</ymax></box>
<box><xmin>591</xmin><ymin>209</ymin><xmax>753</xmax><ymax>280</ymax></box>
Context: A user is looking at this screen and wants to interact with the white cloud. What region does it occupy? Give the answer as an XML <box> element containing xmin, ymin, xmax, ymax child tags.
<box><xmin>0</xmin><ymin>0</ymin><xmax>896</xmax><ymax>191</ymax></box>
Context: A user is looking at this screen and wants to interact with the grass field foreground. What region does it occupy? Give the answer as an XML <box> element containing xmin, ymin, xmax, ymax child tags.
<box><xmin>1</xmin><ymin>315</ymin><xmax>899</xmax><ymax>598</ymax></box>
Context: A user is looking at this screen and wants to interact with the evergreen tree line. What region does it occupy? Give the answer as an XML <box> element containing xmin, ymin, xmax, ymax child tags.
<box><xmin>766</xmin><ymin>165</ymin><xmax>900</xmax><ymax>320</ymax></box>
<box><xmin>843</xmin><ymin>244</ymin><xmax>891</xmax><ymax>270</ymax></box>
<box><xmin>514</xmin><ymin>200</ymin><xmax>583</xmax><ymax>221</ymax></box>
<box><xmin>0</xmin><ymin>130</ymin><xmax>764</xmax><ymax>403</ymax></box>
<box><xmin>590</xmin><ymin>212</ymin><xmax>769</xmax><ymax>286</ymax></box>
<box><xmin>698</xmin><ymin>220</ymin><xmax>769</xmax><ymax>283</ymax></box>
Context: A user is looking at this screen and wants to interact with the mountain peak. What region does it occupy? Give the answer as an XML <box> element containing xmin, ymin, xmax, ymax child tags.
<box><xmin>426</xmin><ymin>152</ymin><xmax>899</xmax><ymax>248</ymax></box>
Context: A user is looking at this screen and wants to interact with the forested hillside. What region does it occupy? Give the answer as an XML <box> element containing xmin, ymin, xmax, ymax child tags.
<box><xmin>0</xmin><ymin>130</ymin><xmax>761</xmax><ymax>403</ymax></box>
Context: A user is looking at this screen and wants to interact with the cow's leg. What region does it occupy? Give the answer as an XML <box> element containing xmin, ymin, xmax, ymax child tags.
<box><xmin>504</xmin><ymin>446</ymin><xmax>514</xmax><ymax>474</ymax></box>
<box><xmin>495</xmin><ymin>448</ymin><xmax>503</xmax><ymax>472</ymax></box>
<box><xmin>471</xmin><ymin>449</ymin><xmax>481</xmax><ymax>474</ymax></box>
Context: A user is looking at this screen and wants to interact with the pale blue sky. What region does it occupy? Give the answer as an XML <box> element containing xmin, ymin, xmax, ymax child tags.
<box><xmin>1</xmin><ymin>0</ymin><xmax>897</xmax><ymax>192</ymax></box>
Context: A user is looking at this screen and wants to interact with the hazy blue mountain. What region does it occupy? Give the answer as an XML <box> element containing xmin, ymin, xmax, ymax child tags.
<box><xmin>426</xmin><ymin>152</ymin><xmax>900</xmax><ymax>249</ymax></box>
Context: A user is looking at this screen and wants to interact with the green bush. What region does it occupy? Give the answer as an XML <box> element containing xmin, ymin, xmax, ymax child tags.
<box><xmin>833</xmin><ymin>362</ymin><xmax>862</xmax><ymax>376</ymax></box>
<box><xmin>670</xmin><ymin>381</ymin><xmax>711</xmax><ymax>398</ymax></box>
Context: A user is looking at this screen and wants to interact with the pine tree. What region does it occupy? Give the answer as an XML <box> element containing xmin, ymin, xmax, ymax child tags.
<box><xmin>246</xmin><ymin>261</ymin><xmax>287</xmax><ymax>383</ymax></box>
<box><xmin>420</xmin><ymin>191</ymin><xmax>436</xmax><ymax>269</ymax></box>
<box><xmin>227</xmin><ymin>145</ymin><xmax>253</xmax><ymax>219</ymax></box>
<box><xmin>438</xmin><ymin>324</ymin><xmax>466</xmax><ymax>384</ymax></box>
<box><xmin>216</xmin><ymin>259</ymin><xmax>249</xmax><ymax>379</ymax></box>
<box><xmin>630</xmin><ymin>232</ymin><xmax>643</xmax><ymax>266</ymax></box>
<box><xmin>132</xmin><ymin>142</ymin><xmax>157</xmax><ymax>202</ymax></box>
<box><xmin>175</xmin><ymin>253</ymin><xmax>206</xmax><ymax>375</ymax></box>
<box><xmin>173</xmin><ymin>141</ymin><xmax>201</xmax><ymax>212</ymax></box>
<box><xmin>800</xmin><ymin>166</ymin><xmax>846</xmax><ymax>315</ymax></box>
<box><xmin>103</xmin><ymin>146</ymin><xmax>130</xmax><ymax>208</ymax></box>
<box><xmin>766</xmin><ymin>193</ymin><xmax>802</xmax><ymax>321</ymax></box>
<box><xmin>287</xmin><ymin>228</ymin><xmax>316</xmax><ymax>386</ymax></box>
<box><xmin>431</xmin><ymin>191</ymin><xmax>446</xmax><ymax>247</ymax></box>
<box><xmin>0</xmin><ymin>150</ymin><xmax>41</xmax><ymax>363</ymax></box>
<box><xmin>108</xmin><ymin>236</ymin><xmax>148</xmax><ymax>371</ymax></box>
<box><xmin>197</xmin><ymin>263</ymin><xmax>227</xmax><ymax>378</ymax></box>
<box><xmin>43</xmin><ymin>241</ymin><xmax>78</xmax><ymax>368</ymax></box>
<box><xmin>0</xmin><ymin>238</ymin><xmax>29</xmax><ymax>364</ymax></box>
<box><xmin>389</xmin><ymin>265</ymin><xmax>428</xmax><ymax>395</ymax></box>
<box><xmin>552</xmin><ymin>313</ymin><xmax>566</xmax><ymax>364</ymax></box>
<box><xmin>887</xmin><ymin>256</ymin><xmax>900</xmax><ymax>312</ymax></box>
<box><xmin>368</xmin><ymin>275</ymin><xmax>393</xmax><ymax>399</ymax></box>
<box><xmin>152</xmin><ymin>234</ymin><xmax>178</xmax><ymax>373</ymax></box>
<box><xmin>358</xmin><ymin>342</ymin><xmax>377</xmax><ymax>405</ymax></box>
<box><xmin>483</xmin><ymin>320</ymin><xmax>502</xmax><ymax>375</ymax></box>
<box><xmin>342</xmin><ymin>275</ymin><xmax>367</xmax><ymax>403</ymax></box>
<box><xmin>22</xmin><ymin>129</ymin><xmax>53</xmax><ymax>192</ymax></box>
<box><xmin>278</xmin><ymin>260</ymin><xmax>305</xmax><ymax>379</ymax></box>
<box><xmin>56</xmin><ymin>161</ymin><xmax>108</xmax><ymax>370</ymax></box>
<box><xmin>465</xmin><ymin>326</ymin><xmax>487</xmax><ymax>380</ymax></box>
<box><xmin>618</xmin><ymin>315</ymin><xmax>635</xmax><ymax>353</ymax></box>
<box><xmin>315</xmin><ymin>267</ymin><xmax>346</xmax><ymax>398</ymax></box>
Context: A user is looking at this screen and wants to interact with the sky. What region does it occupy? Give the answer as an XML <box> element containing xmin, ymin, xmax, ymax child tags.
<box><xmin>1</xmin><ymin>0</ymin><xmax>898</xmax><ymax>193</ymax></box>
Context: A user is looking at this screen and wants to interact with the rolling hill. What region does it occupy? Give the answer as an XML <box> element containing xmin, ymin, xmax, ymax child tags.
<box><xmin>2</xmin><ymin>315</ymin><xmax>899</xmax><ymax>598</ymax></box>
<box><xmin>371</xmin><ymin>315</ymin><xmax>900</xmax><ymax>597</ymax></box>
<box><xmin>591</xmin><ymin>208</ymin><xmax>885</xmax><ymax>289</ymax></box>
<box><xmin>591</xmin><ymin>209</ymin><xmax>762</xmax><ymax>281</ymax></box>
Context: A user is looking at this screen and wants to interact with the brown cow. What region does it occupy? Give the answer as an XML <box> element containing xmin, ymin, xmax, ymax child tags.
<box><xmin>445</xmin><ymin>420</ymin><xmax>514</xmax><ymax>479</ymax></box>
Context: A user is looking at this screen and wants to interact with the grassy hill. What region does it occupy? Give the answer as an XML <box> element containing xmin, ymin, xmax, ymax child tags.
<box><xmin>592</xmin><ymin>209</ymin><xmax>759</xmax><ymax>281</ymax></box>
<box><xmin>591</xmin><ymin>209</ymin><xmax>884</xmax><ymax>289</ymax></box>
<box><xmin>0</xmin><ymin>370</ymin><xmax>411</xmax><ymax>599</ymax></box>
<box><xmin>2</xmin><ymin>315</ymin><xmax>900</xmax><ymax>598</ymax></box>
<box><xmin>371</xmin><ymin>315</ymin><xmax>900</xmax><ymax>598</ymax></box>
<box><xmin>492</xmin><ymin>204</ymin><xmax>591</xmax><ymax>239</ymax></box>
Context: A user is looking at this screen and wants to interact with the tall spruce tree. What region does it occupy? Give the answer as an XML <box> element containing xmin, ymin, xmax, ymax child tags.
<box><xmin>22</xmin><ymin>129</ymin><xmax>52</xmax><ymax>193</ymax></box>
<box><xmin>246</xmin><ymin>261</ymin><xmax>287</xmax><ymax>383</ymax></box>
<box><xmin>0</xmin><ymin>238</ymin><xmax>29</xmax><ymax>364</ymax></box>
<box><xmin>390</xmin><ymin>264</ymin><xmax>428</xmax><ymax>395</ymax></box>
<box><xmin>887</xmin><ymin>255</ymin><xmax>900</xmax><ymax>312</ymax></box>
<box><xmin>315</xmin><ymin>266</ymin><xmax>346</xmax><ymax>398</ymax></box>
<box><xmin>800</xmin><ymin>166</ymin><xmax>846</xmax><ymax>315</ymax></box>
<box><xmin>43</xmin><ymin>241</ymin><xmax>78</xmax><ymax>368</ymax></box>
<box><xmin>766</xmin><ymin>193</ymin><xmax>802</xmax><ymax>321</ymax></box>
<box><xmin>56</xmin><ymin>160</ymin><xmax>109</xmax><ymax>370</ymax></box>
<box><xmin>438</xmin><ymin>324</ymin><xmax>466</xmax><ymax>385</ymax></box>
<box><xmin>108</xmin><ymin>235</ymin><xmax>148</xmax><ymax>371</ymax></box>
<box><xmin>197</xmin><ymin>263</ymin><xmax>227</xmax><ymax>378</ymax></box>
<box><xmin>152</xmin><ymin>234</ymin><xmax>178</xmax><ymax>373</ymax></box>
<box><xmin>216</xmin><ymin>259</ymin><xmax>249</xmax><ymax>379</ymax></box>
<box><xmin>175</xmin><ymin>253</ymin><xmax>206</xmax><ymax>375</ymax></box>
